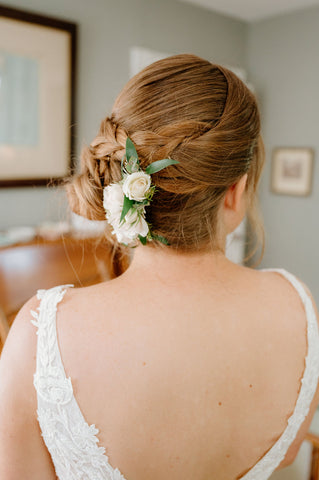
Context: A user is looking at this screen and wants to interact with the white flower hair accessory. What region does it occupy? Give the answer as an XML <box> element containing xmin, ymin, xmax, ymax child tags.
<box><xmin>103</xmin><ymin>137</ymin><xmax>179</xmax><ymax>246</ymax></box>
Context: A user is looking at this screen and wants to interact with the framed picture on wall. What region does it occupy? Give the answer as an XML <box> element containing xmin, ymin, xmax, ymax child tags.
<box><xmin>271</xmin><ymin>147</ymin><xmax>314</xmax><ymax>196</ymax></box>
<box><xmin>0</xmin><ymin>5</ymin><xmax>77</xmax><ymax>187</ymax></box>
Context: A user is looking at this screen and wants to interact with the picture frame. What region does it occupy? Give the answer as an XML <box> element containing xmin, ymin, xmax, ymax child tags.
<box><xmin>0</xmin><ymin>5</ymin><xmax>77</xmax><ymax>187</ymax></box>
<box><xmin>271</xmin><ymin>147</ymin><xmax>314</xmax><ymax>196</ymax></box>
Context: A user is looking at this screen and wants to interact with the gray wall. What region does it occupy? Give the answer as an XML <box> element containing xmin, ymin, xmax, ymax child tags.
<box><xmin>247</xmin><ymin>6</ymin><xmax>319</xmax><ymax>300</ymax></box>
<box><xmin>0</xmin><ymin>0</ymin><xmax>247</xmax><ymax>229</ymax></box>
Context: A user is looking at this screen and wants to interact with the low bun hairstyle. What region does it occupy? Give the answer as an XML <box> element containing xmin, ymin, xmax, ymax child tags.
<box><xmin>64</xmin><ymin>54</ymin><xmax>265</xmax><ymax>277</ymax></box>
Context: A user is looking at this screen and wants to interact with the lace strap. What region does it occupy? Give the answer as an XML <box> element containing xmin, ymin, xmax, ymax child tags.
<box><xmin>241</xmin><ymin>268</ymin><xmax>319</xmax><ymax>479</ymax></box>
<box><xmin>31</xmin><ymin>284</ymin><xmax>74</xmax><ymax>405</ymax></box>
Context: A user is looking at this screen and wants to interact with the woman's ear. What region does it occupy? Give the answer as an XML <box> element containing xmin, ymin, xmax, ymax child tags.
<box><xmin>222</xmin><ymin>173</ymin><xmax>248</xmax><ymax>235</ymax></box>
<box><xmin>224</xmin><ymin>173</ymin><xmax>248</xmax><ymax>213</ymax></box>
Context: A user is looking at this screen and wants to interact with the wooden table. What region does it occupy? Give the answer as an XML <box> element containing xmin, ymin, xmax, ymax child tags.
<box><xmin>0</xmin><ymin>233</ymin><xmax>113</xmax><ymax>350</ymax></box>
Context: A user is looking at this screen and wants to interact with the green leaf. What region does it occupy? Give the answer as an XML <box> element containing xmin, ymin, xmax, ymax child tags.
<box><xmin>120</xmin><ymin>195</ymin><xmax>134</xmax><ymax>222</ymax></box>
<box><xmin>126</xmin><ymin>137</ymin><xmax>138</xmax><ymax>162</ymax></box>
<box><xmin>152</xmin><ymin>234</ymin><xmax>169</xmax><ymax>245</ymax></box>
<box><xmin>136</xmin><ymin>199</ymin><xmax>150</xmax><ymax>207</ymax></box>
<box><xmin>145</xmin><ymin>158</ymin><xmax>179</xmax><ymax>175</ymax></box>
<box><xmin>138</xmin><ymin>235</ymin><xmax>147</xmax><ymax>245</ymax></box>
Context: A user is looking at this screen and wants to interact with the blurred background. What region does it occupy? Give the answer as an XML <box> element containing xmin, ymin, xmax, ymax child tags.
<box><xmin>0</xmin><ymin>1</ymin><xmax>318</xmax><ymax>478</ymax></box>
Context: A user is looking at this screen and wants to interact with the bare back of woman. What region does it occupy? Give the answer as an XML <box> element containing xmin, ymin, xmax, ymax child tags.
<box><xmin>52</xmin><ymin>248</ymin><xmax>319</xmax><ymax>480</ymax></box>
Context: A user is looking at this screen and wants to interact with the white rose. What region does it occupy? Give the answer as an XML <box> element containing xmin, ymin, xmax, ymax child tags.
<box><xmin>125</xmin><ymin>209</ymin><xmax>149</xmax><ymax>237</ymax></box>
<box><xmin>112</xmin><ymin>208</ymin><xmax>149</xmax><ymax>244</ymax></box>
<box><xmin>103</xmin><ymin>182</ymin><xmax>149</xmax><ymax>245</ymax></box>
<box><xmin>103</xmin><ymin>184</ymin><xmax>124</xmax><ymax>220</ymax></box>
<box><xmin>122</xmin><ymin>172</ymin><xmax>151</xmax><ymax>202</ymax></box>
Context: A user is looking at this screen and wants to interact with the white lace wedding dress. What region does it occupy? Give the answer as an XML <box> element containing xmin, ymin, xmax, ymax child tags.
<box><xmin>30</xmin><ymin>268</ymin><xmax>319</xmax><ymax>480</ymax></box>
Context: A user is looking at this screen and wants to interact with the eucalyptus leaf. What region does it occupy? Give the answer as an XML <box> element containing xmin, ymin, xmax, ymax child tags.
<box><xmin>138</xmin><ymin>235</ymin><xmax>147</xmax><ymax>245</ymax></box>
<box><xmin>126</xmin><ymin>137</ymin><xmax>138</xmax><ymax>162</ymax></box>
<box><xmin>137</xmin><ymin>199</ymin><xmax>151</xmax><ymax>207</ymax></box>
<box><xmin>145</xmin><ymin>158</ymin><xmax>179</xmax><ymax>175</ymax></box>
<box><xmin>152</xmin><ymin>234</ymin><xmax>169</xmax><ymax>245</ymax></box>
<box><xmin>120</xmin><ymin>195</ymin><xmax>134</xmax><ymax>222</ymax></box>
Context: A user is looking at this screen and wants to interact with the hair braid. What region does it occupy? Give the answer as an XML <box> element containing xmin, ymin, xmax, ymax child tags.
<box><xmin>64</xmin><ymin>117</ymin><xmax>128</xmax><ymax>220</ymax></box>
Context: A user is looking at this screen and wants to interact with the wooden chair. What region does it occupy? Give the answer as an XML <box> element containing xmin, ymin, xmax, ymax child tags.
<box><xmin>0</xmin><ymin>305</ymin><xmax>10</xmax><ymax>347</ymax></box>
<box><xmin>306</xmin><ymin>432</ymin><xmax>319</xmax><ymax>480</ymax></box>
<box><xmin>0</xmin><ymin>234</ymin><xmax>113</xmax><ymax>351</ymax></box>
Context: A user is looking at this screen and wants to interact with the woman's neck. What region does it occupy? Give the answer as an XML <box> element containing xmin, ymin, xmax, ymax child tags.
<box><xmin>123</xmin><ymin>243</ymin><xmax>237</xmax><ymax>285</ymax></box>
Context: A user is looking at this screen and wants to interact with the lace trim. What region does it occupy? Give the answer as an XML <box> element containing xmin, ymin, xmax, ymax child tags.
<box><xmin>239</xmin><ymin>268</ymin><xmax>319</xmax><ymax>479</ymax></box>
<box><xmin>32</xmin><ymin>286</ymin><xmax>74</xmax><ymax>405</ymax></box>
<box><xmin>32</xmin><ymin>284</ymin><xmax>126</xmax><ymax>480</ymax></box>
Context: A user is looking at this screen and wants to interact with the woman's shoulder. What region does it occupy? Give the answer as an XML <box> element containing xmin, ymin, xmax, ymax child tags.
<box><xmin>227</xmin><ymin>263</ymin><xmax>317</xmax><ymax>324</ymax></box>
<box><xmin>0</xmin><ymin>283</ymin><xmax>79</xmax><ymax>433</ymax></box>
<box><xmin>0</xmin><ymin>283</ymin><xmax>76</xmax><ymax>384</ymax></box>
<box><xmin>0</xmin><ymin>293</ymin><xmax>59</xmax><ymax>476</ymax></box>
<box><xmin>257</xmin><ymin>267</ymin><xmax>317</xmax><ymax>310</ymax></box>
<box><xmin>1</xmin><ymin>292</ymin><xmax>40</xmax><ymax>365</ymax></box>
<box><xmin>245</xmin><ymin>266</ymin><xmax>319</xmax><ymax>340</ymax></box>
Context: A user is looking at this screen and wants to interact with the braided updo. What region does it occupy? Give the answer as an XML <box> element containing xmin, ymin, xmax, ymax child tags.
<box><xmin>64</xmin><ymin>54</ymin><xmax>265</xmax><ymax>276</ymax></box>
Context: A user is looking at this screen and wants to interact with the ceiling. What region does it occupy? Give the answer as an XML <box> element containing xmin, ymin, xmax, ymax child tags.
<box><xmin>177</xmin><ymin>0</ymin><xmax>319</xmax><ymax>21</ymax></box>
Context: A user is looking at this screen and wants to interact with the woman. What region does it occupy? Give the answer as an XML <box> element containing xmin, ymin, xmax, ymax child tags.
<box><xmin>0</xmin><ymin>54</ymin><xmax>318</xmax><ymax>480</ymax></box>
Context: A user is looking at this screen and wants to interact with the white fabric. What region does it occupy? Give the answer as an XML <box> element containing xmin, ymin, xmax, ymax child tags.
<box><xmin>30</xmin><ymin>268</ymin><xmax>319</xmax><ymax>480</ymax></box>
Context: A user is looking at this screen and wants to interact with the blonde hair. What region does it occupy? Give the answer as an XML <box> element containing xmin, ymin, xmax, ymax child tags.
<box><xmin>64</xmin><ymin>54</ymin><xmax>265</xmax><ymax>276</ymax></box>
